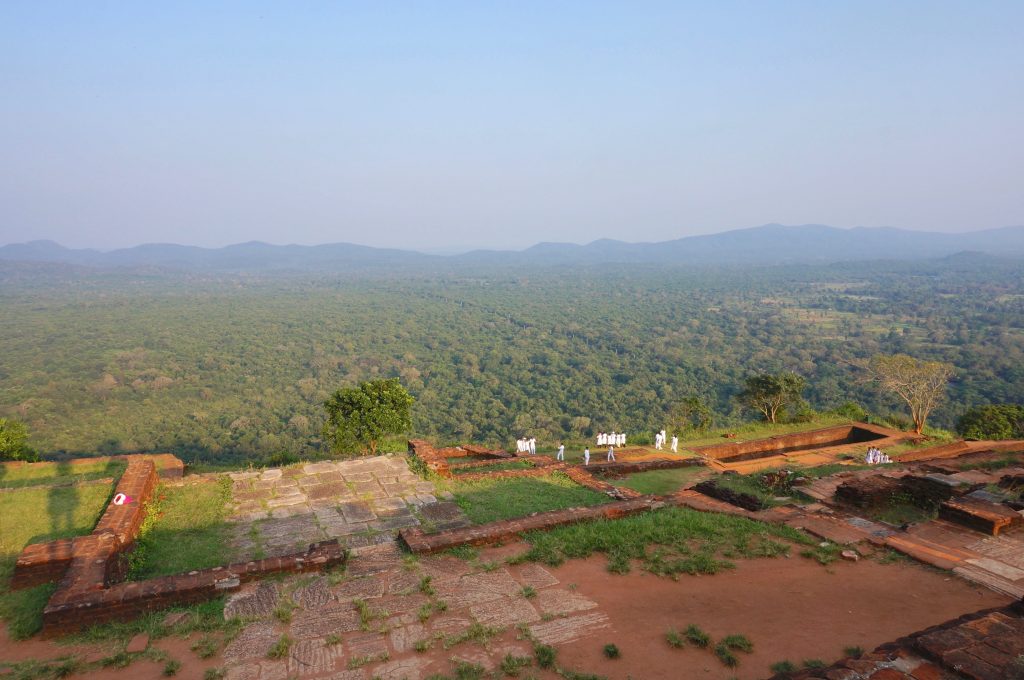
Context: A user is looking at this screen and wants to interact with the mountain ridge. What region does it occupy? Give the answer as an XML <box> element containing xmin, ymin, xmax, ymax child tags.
<box><xmin>2</xmin><ymin>224</ymin><xmax>1023</xmax><ymax>271</ymax></box>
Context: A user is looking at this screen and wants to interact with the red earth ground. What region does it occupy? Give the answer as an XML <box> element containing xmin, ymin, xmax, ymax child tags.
<box><xmin>0</xmin><ymin>543</ymin><xmax>1010</xmax><ymax>680</ymax></box>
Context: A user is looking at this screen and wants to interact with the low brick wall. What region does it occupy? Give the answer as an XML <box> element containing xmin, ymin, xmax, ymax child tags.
<box><xmin>587</xmin><ymin>457</ymin><xmax>705</xmax><ymax>476</ymax></box>
<box><xmin>41</xmin><ymin>540</ymin><xmax>346</xmax><ymax>637</ymax></box>
<box><xmin>12</xmin><ymin>456</ymin><xmax>159</xmax><ymax>590</ymax></box>
<box><xmin>400</xmin><ymin>497</ymin><xmax>662</xmax><ymax>554</ymax></box>
<box><xmin>409</xmin><ymin>439</ymin><xmax>514</xmax><ymax>478</ymax></box>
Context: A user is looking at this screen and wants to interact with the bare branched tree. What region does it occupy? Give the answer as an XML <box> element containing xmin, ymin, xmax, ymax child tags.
<box><xmin>859</xmin><ymin>354</ymin><xmax>955</xmax><ymax>434</ymax></box>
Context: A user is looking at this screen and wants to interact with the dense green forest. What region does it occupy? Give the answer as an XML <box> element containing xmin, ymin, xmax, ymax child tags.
<box><xmin>1</xmin><ymin>255</ymin><xmax>1023</xmax><ymax>465</ymax></box>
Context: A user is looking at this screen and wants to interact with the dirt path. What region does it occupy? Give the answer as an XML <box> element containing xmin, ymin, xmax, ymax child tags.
<box><xmin>536</xmin><ymin>551</ymin><xmax>1010</xmax><ymax>679</ymax></box>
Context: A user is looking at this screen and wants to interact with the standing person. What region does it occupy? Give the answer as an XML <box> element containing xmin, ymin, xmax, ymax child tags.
<box><xmin>671</xmin><ymin>435</ymin><xmax>678</xmax><ymax>453</ymax></box>
<box><xmin>654</xmin><ymin>432</ymin><xmax>662</xmax><ymax>450</ymax></box>
<box><xmin>529</xmin><ymin>438</ymin><xmax>537</xmax><ymax>455</ymax></box>
<box><xmin>607</xmin><ymin>445</ymin><xmax>616</xmax><ymax>462</ymax></box>
<box><xmin>584</xmin><ymin>447</ymin><xmax>590</xmax><ymax>466</ymax></box>
<box><xmin>556</xmin><ymin>443</ymin><xmax>565</xmax><ymax>461</ymax></box>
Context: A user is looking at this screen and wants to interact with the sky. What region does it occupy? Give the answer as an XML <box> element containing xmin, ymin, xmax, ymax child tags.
<box><xmin>1</xmin><ymin>2</ymin><xmax>1022</xmax><ymax>252</ymax></box>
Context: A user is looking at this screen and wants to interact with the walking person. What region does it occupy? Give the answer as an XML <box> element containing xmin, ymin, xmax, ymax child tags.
<box><xmin>671</xmin><ymin>435</ymin><xmax>678</xmax><ymax>453</ymax></box>
<box><xmin>607</xmin><ymin>445</ymin><xmax>615</xmax><ymax>462</ymax></box>
<box><xmin>584</xmin><ymin>447</ymin><xmax>590</xmax><ymax>466</ymax></box>
<box><xmin>556</xmin><ymin>443</ymin><xmax>565</xmax><ymax>461</ymax></box>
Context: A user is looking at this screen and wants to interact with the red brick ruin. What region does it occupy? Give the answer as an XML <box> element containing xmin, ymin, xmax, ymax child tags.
<box><xmin>12</xmin><ymin>454</ymin><xmax>345</xmax><ymax>636</ymax></box>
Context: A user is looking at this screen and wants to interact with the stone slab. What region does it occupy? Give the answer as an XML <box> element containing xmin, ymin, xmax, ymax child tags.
<box><xmin>339</xmin><ymin>502</ymin><xmax>377</xmax><ymax>523</ymax></box>
<box><xmin>529</xmin><ymin>611</ymin><xmax>610</xmax><ymax>645</ymax></box>
<box><xmin>290</xmin><ymin>602</ymin><xmax>362</xmax><ymax>639</ymax></box>
<box><xmin>225</xmin><ymin>581</ymin><xmax>280</xmax><ymax>620</ymax></box>
<box><xmin>332</xmin><ymin>576</ymin><xmax>386</xmax><ymax>601</ymax></box>
<box><xmin>469</xmin><ymin>596</ymin><xmax>540</xmax><ymax>627</ymax></box>
<box><xmin>224</xmin><ymin>622</ymin><xmax>280</xmax><ymax>663</ymax></box>
<box><xmin>534</xmin><ymin>589</ymin><xmax>598</xmax><ymax>616</ymax></box>
<box><xmin>287</xmin><ymin>637</ymin><xmax>345</xmax><ymax>676</ymax></box>
<box><xmin>517</xmin><ymin>564</ymin><xmax>559</xmax><ymax>589</ymax></box>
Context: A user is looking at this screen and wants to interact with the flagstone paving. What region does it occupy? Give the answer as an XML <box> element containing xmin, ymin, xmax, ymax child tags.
<box><xmin>221</xmin><ymin>543</ymin><xmax>606</xmax><ymax>680</ymax></box>
<box><xmin>224</xmin><ymin>455</ymin><xmax>470</xmax><ymax>561</ymax></box>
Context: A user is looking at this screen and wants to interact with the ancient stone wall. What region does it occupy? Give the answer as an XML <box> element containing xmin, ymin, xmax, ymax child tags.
<box><xmin>41</xmin><ymin>540</ymin><xmax>345</xmax><ymax>637</ymax></box>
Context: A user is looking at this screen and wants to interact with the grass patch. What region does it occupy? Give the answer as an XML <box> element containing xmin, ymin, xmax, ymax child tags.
<box><xmin>499</xmin><ymin>653</ymin><xmax>533</xmax><ymax>676</ymax></box>
<box><xmin>684</xmin><ymin>624</ymin><xmax>711</xmax><ymax>648</ymax></box>
<box><xmin>66</xmin><ymin>597</ymin><xmax>239</xmax><ymax>646</ymax></box>
<box><xmin>514</xmin><ymin>506</ymin><xmax>814</xmax><ymax>575</ymax></box>
<box><xmin>437</xmin><ymin>472</ymin><xmax>610</xmax><ymax>524</ymax></box>
<box><xmin>665</xmin><ymin>628</ymin><xmax>685</xmax><ymax>648</ymax></box>
<box><xmin>127</xmin><ymin>478</ymin><xmax>232</xmax><ymax>580</ymax></box>
<box><xmin>0</xmin><ymin>480</ymin><xmax>115</xmax><ymax>638</ymax></box>
<box><xmin>844</xmin><ymin>645</ymin><xmax>864</xmax><ymax>657</ymax></box>
<box><xmin>451</xmin><ymin>460</ymin><xmax>534</xmax><ymax>475</ymax></box>
<box><xmin>602</xmin><ymin>643</ymin><xmax>620</xmax><ymax>659</ymax></box>
<box><xmin>770</xmin><ymin>659</ymin><xmax>797</xmax><ymax>674</ymax></box>
<box><xmin>0</xmin><ymin>459</ymin><xmax>126</xmax><ymax>490</ymax></box>
<box><xmin>801</xmin><ymin>541</ymin><xmax>844</xmax><ymax>565</ymax></box>
<box><xmin>534</xmin><ymin>643</ymin><xmax>557</xmax><ymax>668</ymax></box>
<box><xmin>442</xmin><ymin>621</ymin><xmax>501</xmax><ymax>649</ymax></box>
<box><xmin>614</xmin><ymin>467</ymin><xmax>706</xmax><ymax>495</ymax></box>
<box><xmin>803</xmin><ymin>658</ymin><xmax>827</xmax><ymax>668</ymax></box>
<box><xmin>266</xmin><ymin>634</ymin><xmax>292</xmax><ymax>660</ymax></box>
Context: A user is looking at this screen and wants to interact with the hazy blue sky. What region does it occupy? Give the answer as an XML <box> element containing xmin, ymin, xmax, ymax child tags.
<box><xmin>2</xmin><ymin>2</ymin><xmax>1022</xmax><ymax>252</ymax></box>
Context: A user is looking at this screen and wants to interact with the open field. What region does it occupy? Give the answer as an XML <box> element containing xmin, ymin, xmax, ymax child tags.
<box><xmin>437</xmin><ymin>472</ymin><xmax>611</xmax><ymax>524</ymax></box>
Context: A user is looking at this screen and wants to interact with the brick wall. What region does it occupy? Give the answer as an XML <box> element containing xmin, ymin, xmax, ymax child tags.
<box><xmin>400</xmin><ymin>498</ymin><xmax>663</xmax><ymax>554</ymax></box>
<box><xmin>12</xmin><ymin>456</ymin><xmax>159</xmax><ymax>590</ymax></box>
<box><xmin>41</xmin><ymin>540</ymin><xmax>345</xmax><ymax>637</ymax></box>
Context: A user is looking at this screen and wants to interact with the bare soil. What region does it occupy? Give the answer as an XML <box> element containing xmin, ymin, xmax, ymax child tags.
<box><xmin>525</xmin><ymin>550</ymin><xmax>1010</xmax><ymax>680</ymax></box>
<box><xmin>1</xmin><ymin>544</ymin><xmax>1010</xmax><ymax>680</ymax></box>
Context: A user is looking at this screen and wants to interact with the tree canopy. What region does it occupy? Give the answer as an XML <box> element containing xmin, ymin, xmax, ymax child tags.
<box><xmin>736</xmin><ymin>373</ymin><xmax>806</xmax><ymax>423</ymax></box>
<box><xmin>0</xmin><ymin>418</ymin><xmax>37</xmax><ymax>462</ymax></box>
<box><xmin>861</xmin><ymin>353</ymin><xmax>955</xmax><ymax>434</ymax></box>
<box><xmin>322</xmin><ymin>378</ymin><xmax>414</xmax><ymax>456</ymax></box>
<box><xmin>956</xmin><ymin>404</ymin><xmax>1024</xmax><ymax>440</ymax></box>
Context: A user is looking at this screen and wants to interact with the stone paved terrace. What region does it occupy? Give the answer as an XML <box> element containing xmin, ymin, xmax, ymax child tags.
<box><xmin>225</xmin><ymin>455</ymin><xmax>471</xmax><ymax>560</ymax></box>
<box><xmin>220</xmin><ymin>542</ymin><xmax>609</xmax><ymax>680</ymax></box>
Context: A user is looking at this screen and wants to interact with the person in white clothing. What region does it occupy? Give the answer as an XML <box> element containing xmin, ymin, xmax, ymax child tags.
<box><xmin>607</xmin><ymin>445</ymin><xmax>615</xmax><ymax>462</ymax></box>
<box><xmin>584</xmin><ymin>447</ymin><xmax>590</xmax><ymax>465</ymax></box>
<box><xmin>529</xmin><ymin>438</ymin><xmax>537</xmax><ymax>455</ymax></box>
<box><xmin>516</xmin><ymin>438</ymin><xmax>523</xmax><ymax>453</ymax></box>
<box><xmin>556</xmin><ymin>444</ymin><xmax>565</xmax><ymax>461</ymax></box>
<box><xmin>654</xmin><ymin>432</ymin><xmax>662</xmax><ymax>450</ymax></box>
<box><xmin>597</xmin><ymin>433</ymin><xmax>604</xmax><ymax>446</ymax></box>
<box><xmin>671</xmin><ymin>435</ymin><xmax>678</xmax><ymax>453</ymax></box>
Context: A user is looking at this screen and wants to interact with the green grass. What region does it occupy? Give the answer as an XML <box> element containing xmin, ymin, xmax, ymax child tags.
<box><xmin>451</xmin><ymin>460</ymin><xmax>534</xmax><ymax>475</ymax></box>
<box><xmin>127</xmin><ymin>478</ymin><xmax>232</xmax><ymax>579</ymax></box>
<box><xmin>614</xmin><ymin>467</ymin><xmax>706</xmax><ymax>495</ymax></box>
<box><xmin>513</xmin><ymin>506</ymin><xmax>815</xmax><ymax>575</ymax></box>
<box><xmin>437</xmin><ymin>472</ymin><xmax>611</xmax><ymax>524</ymax></box>
<box><xmin>0</xmin><ymin>481</ymin><xmax>116</xmax><ymax>638</ymax></box>
<box><xmin>66</xmin><ymin>597</ymin><xmax>240</xmax><ymax>645</ymax></box>
<box><xmin>0</xmin><ymin>459</ymin><xmax>127</xmax><ymax>490</ymax></box>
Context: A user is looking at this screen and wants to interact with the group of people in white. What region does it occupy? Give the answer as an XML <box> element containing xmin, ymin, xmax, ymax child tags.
<box><xmin>595</xmin><ymin>432</ymin><xmax>626</xmax><ymax>446</ymax></box>
<box><xmin>864</xmin><ymin>446</ymin><xmax>891</xmax><ymax>464</ymax></box>
<box><xmin>653</xmin><ymin>429</ymin><xmax>678</xmax><ymax>453</ymax></box>
<box><xmin>515</xmin><ymin>437</ymin><xmax>537</xmax><ymax>455</ymax></box>
<box><xmin>514</xmin><ymin>427</ymin><xmax>684</xmax><ymax>466</ymax></box>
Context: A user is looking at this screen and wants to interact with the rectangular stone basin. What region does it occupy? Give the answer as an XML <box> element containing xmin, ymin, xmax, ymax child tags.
<box><xmin>694</xmin><ymin>423</ymin><xmax>897</xmax><ymax>464</ymax></box>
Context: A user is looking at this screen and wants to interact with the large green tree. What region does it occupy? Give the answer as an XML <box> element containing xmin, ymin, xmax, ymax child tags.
<box><xmin>861</xmin><ymin>353</ymin><xmax>955</xmax><ymax>434</ymax></box>
<box><xmin>323</xmin><ymin>378</ymin><xmax>414</xmax><ymax>456</ymax></box>
<box><xmin>0</xmin><ymin>418</ymin><xmax>38</xmax><ymax>462</ymax></box>
<box><xmin>736</xmin><ymin>373</ymin><xmax>806</xmax><ymax>423</ymax></box>
<box><xmin>956</xmin><ymin>404</ymin><xmax>1024</xmax><ymax>440</ymax></box>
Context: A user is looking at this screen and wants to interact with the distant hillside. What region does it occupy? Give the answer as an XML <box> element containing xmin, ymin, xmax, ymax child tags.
<box><xmin>3</xmin><ymin>224</ymin><xmax>1023</xmax><ymax>271</ymax></box>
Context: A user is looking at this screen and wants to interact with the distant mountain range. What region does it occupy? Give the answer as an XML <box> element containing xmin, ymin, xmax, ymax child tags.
<box><xmin>2</xmin><ymin>224</ymin><xmax>1023</xmax><ymax>271</ymax></box>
